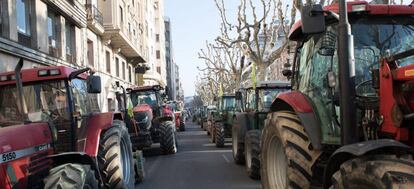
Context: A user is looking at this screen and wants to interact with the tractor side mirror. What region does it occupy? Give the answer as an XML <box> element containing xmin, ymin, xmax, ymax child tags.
<box><xmin>235</xmin><ymin>92</ymin><xmax>242</xmax><ymax>100</ymax></box>
<box><xmin>301</xmin><ymin>4</ymin><xmax>325</xmax><ymax>34</ymax></box>
<box><xmin>87</xmin><ymin>75</ymin><xmax>102</xmax><ymax>93</ymax></box>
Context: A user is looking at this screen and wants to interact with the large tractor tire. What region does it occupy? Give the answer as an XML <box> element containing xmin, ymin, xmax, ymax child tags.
<box><xmin>330</xmin><ymin>155</ymin><xmax>414</xmax><ymax>189</ymax></box>
<box><xmin>160</xmin><ymin>121</ymin><xmax>177</xmax><ymax>154</ymax></box>
<box><xmin>232</xmin><ymin>123</ymin><xmax>245</xmax><ymax>165</ymax></box>
<box><xmin>179</xmin><ymin>119</ymin><xmax>186</xmax><ymax>131</ymax></box>
<box><xmin>134</xmin><ymin>150</ymin><xmax>145</xmax><ymax>184</ymax></box>
<box><xmin>245</xmin><ymin>130</ymin><xmax>261</xmax><ymax>180</ymax></box>
<box><xmin>215</xmin><ymin>122</ymin><xmax>225</xmax><ymax>147</ymax></box>
<box><xmin>261</xmin><ymin>111</ymin><xmax>321</xmax><ymax>189</ymax></box>
<box><xmin>44</xmin><ymin>164</ymin><xmax>98</xmax><ymax>189</ymax></box>
<box><xmin>210</xmin><ymin>123</ymin><xmax>215</xmax><ymax>143</ymax></box>
<box><xmin>98</xmin><ymin>120</ymin><xmax>135</xmax><ymax>189</ymax></box>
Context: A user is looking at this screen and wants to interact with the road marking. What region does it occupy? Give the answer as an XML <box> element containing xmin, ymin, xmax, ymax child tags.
<box><xmin>222</xmin><ymin>154</ymin><xmax>230</xmax><ymax>163</ymax></box>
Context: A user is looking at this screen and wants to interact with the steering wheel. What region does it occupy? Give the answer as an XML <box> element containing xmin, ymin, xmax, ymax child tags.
<box><xmin>355</xmin><ymin>80</ymin><xmax>378</xmax><ymax>99</ymax></box>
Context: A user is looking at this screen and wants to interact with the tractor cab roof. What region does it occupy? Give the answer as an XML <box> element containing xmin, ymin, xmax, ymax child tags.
<box><xmin>244</xmin><ymin>80</ymin><xmax>290</xmax><ymax>90</ymax></box>
<box><xmin>289</xmin><ymin>1</ymin><xmax>414</xmax><ymax>41</ymax></box>
<box><xmin>220</xmin><ymin>94</ymin><xmax>235</xmax><ymax>98</ymax></box>
<box><xmin>128</xmin><ymin>85</ymin><xmax>163</xmax><ymax>92</ymax></box>
<box><xmin>0</xmin><ymin>66</ymin><xmax>87</xmax><ymax>86</ymax></box>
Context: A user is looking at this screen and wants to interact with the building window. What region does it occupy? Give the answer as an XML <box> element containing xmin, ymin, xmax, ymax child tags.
<box><xmin>48</xmin><ymin>10</ymin><xmax>60</xmax><ymax>57</ymax></box>
<box><xmin>106</xmin><ymin>51</ymin><xmax>111</xmax><ymax>73</ymax></box>
<box><xmin>65</xmin><ymin>22</ymin><xmax>75</xmax><ymax>63</ymax></box>
<box><xmin>122</xmin><ymin>61</ymin><xmax>125</xmax><ymax>79</ymax></box>
<box><xmin>87</xmin><ymin>40</ymin><xmax>94</xmax><ymax>67</ymax></box>
<box><xmin>157</xmin><ymin>66</ymin><xmax>161</xmax><ymax>74</ymax></box>
<box><xmin>128</xmin><ymin>66</ymin><xmax>132</xmax><ymax>82</ymax></box>
<box><xmin>156</xmin><ymin>34</ymin><xmax>159</xmax><ymax>42</ymax></box>
<box><xmin>115</xmin><ymin>57</ymin><xmax>119</xmax><ymax>77</ymax></box>
<box><xmin>156</xmin><ymin>50</ymin><xmax>160</xmax><ymax>59</ymax></box>
<box><xmin>16</xmin><ymin>0</ymin><xmax>31</xmax><ymax>46</ymax></box>
<box><xmin>119</xmin><ymin>6</ymin><xmax>123</xmax><ymax>23</ymax></box>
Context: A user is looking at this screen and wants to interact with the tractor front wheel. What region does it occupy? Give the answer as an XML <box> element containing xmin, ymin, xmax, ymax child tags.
<box><xmin>98</xmin><ymin>120</ymin><xmax>135</xmax><ymax>189</ymax></box>
<box><xmin>261</xmin><ymin>111</ymin><xmax>321</xmax><ymax>189</ymax></box>
<box><xmin>245</xmin><ymin>130</ymin><xmax>261</xmax><ymax>180</ymax></box>
<box><xmin>160</xmin><ymin>121</ymin><xmax>177</xmax><ymax>154</ymax></box>
<box><xmin>330</xmin><ymin>155</ymin><xmax>414</xmax><ymax>189</ymax></box>
<box><xmin>44</xmin><ymin>164</ymin><xmax>98</xmax><ymax>189</ymax></box>
<box><xmin>215</xmin><ymin>122</ymin><xmax>225</xmax><ymax>147</ymax></box>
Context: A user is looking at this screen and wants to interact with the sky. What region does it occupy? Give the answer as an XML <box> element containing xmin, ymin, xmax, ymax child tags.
<box><xmin>165</xmin><ymin>0</ymin><xmax>223</xmax><ymax>97</ymax></box>
<box><xmin>164</xmin><ymin>0</ymin><xmax>413</xmax><ymax>97</ymax></box>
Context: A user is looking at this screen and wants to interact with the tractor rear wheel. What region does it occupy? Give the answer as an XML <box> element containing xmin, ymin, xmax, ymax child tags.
<box><xmin>210</xmin><ymin>123</ymin><xmax>215</xmax><ymax>143</ymax></box>
<box><xmin>215</xmin><ymin>122</ymin><xmax>225</xmax><ymax>147</ymax></box>
<box><xmin>98</xmin><ymin>120</ymin><xmax>135</xmax><ymax>189</ymax></box>
<box><xmin>261</xmin><ymin>111</ymin><xmax>321</xmax><ymax>189</ymax></box>
<box><xmin>160</xmin><ymin>121</ymin><xmax>177</xmax><ymax>154</ymax></box>
<box><xmin>245</xmin><ymin>130</ymin><xmax>261</xmax><ymax>180</ymax></box>
<box><xmin>232</xmin><ymin>124</ymin><xmax>245</xmax><ymax>165</ymax></box>
<box><xmin>44</xmin><ymin>164</ymin><xmax>98</xmax><ymax>189</ymax></box>
<box><xmin>330</xmin><ymin>155</ymin><xmax>414</xmax><ymax>189</ymax></box>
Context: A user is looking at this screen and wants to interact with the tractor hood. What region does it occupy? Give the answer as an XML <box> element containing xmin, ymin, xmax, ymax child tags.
<box><xmin>133</xmin><ymin>104</ymin><xmax>153</xmax><ymax>113</ymax></box>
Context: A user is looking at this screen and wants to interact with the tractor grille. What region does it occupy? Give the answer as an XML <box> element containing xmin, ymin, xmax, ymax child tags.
<box><xmin>27</xmin><ymin>152</ymin><xmax>52</xmax><ymax>188</ymax></box>
<box><xmin>134</xmin><ymin>112</ymin><xmax>151</xmax><ymax>130</ymax></box>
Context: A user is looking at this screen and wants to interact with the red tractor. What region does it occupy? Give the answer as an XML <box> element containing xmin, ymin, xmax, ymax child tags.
<box><xmin>127</xmin><ymin>85</ymin><xmax>177</xmax><ymax>154</ymax></box>
<box><xmin>166</xmin><ymin>101</ymin><xmax>186</xmax><ymax>131</ymax></box>
<box><xmin>0</xmin><ymin>60</ymin><xmax>136</xmax><ymax>188</ymax></box>
<box><xmin>261</xmin><ymin>1</ymin><xmax>414</xmax><ymax>189</ymax></box>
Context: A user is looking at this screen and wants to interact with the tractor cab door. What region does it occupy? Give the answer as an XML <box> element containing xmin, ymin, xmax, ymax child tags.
<box><xmin>295</xmin><ymin>23</ymin><xmax>341</xmax><ymax>144</ymax></box>
<box><xmin>69</xmin><ymin>78</ymin><xmax>100</xmax><ymax>152</ymax></box>
<box><xmin>245</xmin><ymin>89</ymin><xmax>258</xmax><ymax>130</ymax></box>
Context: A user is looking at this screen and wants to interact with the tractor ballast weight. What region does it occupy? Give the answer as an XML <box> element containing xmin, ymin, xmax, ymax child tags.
<box><xmin>0</xmin><ymin>61</ymin><xmax>136</xmax><ymax>188</ymax></box>
<box><xmin>261</xmin><ymin>1</ymin><xmax>414</xmax><ymax>189</ymax></box>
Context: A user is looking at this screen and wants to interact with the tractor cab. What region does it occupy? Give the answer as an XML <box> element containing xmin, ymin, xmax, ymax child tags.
<box><xmin>0</xmin><ymin>65</ymin><xmax>101</xmax><ymax>154</ymax></box>
<box><xmin>0</xmin><ymin>61</ymin><xmax>138</xmax><ymax>188</ymax></box>
<box><xmin>259</xmin><ymin>2</ymin><xmax>414</xmax><ymax>189</ymax></box>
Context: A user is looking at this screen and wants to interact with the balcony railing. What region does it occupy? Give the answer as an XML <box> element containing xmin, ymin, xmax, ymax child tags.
<box><xmin>86</xmin><ymin>4</ymin><xmax>103</xmax><ymax>26</ymax></box>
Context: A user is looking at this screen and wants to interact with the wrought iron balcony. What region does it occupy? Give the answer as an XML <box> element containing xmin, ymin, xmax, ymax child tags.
<box><xmin>86</xmin><ymin>4</ymin><xmax>104</xmax><ymax>35</ymax></box>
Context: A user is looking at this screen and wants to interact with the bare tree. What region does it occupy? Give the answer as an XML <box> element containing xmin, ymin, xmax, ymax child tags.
<box><xmin>197</xmin><ymin>41</ymin><xmax>244</xmax><ymax>94</ymax></box>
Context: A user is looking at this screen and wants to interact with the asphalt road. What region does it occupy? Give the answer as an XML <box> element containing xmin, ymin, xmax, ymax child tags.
<box><xmin>137</xmin><ymin>121</ymin><xmax>261</xmax><ymax>189</ymax></box>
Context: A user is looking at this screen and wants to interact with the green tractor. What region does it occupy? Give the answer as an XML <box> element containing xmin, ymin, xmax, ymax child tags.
<box><xmin>209</xmin><ymin>95</ymin><xmax>238</xmax><ymax>147</ymax></box>
<box><xmin>232</xmin><ymin>81</ymin><xmax>290</xmax><ymax>180</ymax></box>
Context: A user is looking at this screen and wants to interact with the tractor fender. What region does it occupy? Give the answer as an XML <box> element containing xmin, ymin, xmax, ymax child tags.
<box><xmin>233</xmin><ymin>112</ymin><xmax>251</xmax><ymax>143</ymax></box>
<box><xmin>270</xmin><ymin>91</ymin><xmax>322</xmax><ymax>150</ymax></box>
<box><xmin>48</xmin><ymin>152</ymin><xmax>103</xmax><ymax>184</ymax></box>
<box><xmin>322</xmin><ymin>139</ymin><xmax>413</xmax><ymax>189</ymax></box>
<box><xmin>84</xmin><ymin>112</ymin><xmax>123</xmax><ymax>156</ymax></box>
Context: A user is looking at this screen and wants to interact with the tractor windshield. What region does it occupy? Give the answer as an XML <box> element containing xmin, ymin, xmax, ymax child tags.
<box><xmin>131</xmin><ymin>91</ymin><xmax>158</xmax><ymax>108</ymax></box>
<box><xmin>0</xmin><ymin>80</ymin><xmax>70</xmax><ymax>127</ymax></box>
<box><xmin>258</xmin><ymin>88</ymin><xmax>289</xmax><ymax>112</ymax></box>
<box><xmin>353</xmin><ymin>16</ymin><xmax>414</xmax><ymax>68</ymax></box>
<box><xmin>222</xmin><ymin>97</ymin><xmax>236</xmax><ymax>111</ymax></box>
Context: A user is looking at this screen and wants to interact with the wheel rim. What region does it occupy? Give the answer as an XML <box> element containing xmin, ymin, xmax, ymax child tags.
<box><xmin>267</xmin><ymin>135</ymin><xmax>287</xmax><ymax>188</ymax></box>
<box><xmin>245</xmin><ymin>140</ymin><xmax>252</xmax><ymax>169</ymax></box>
<box><xmin>120</xmin><ymin>138</ymin><xmax>132</xmax><ymax>184</ymax></box>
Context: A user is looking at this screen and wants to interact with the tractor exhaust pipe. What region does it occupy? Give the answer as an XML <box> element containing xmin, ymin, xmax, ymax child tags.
<box><xmin>15</xmin><ymin>58</ymin><xmax>29</xmax><ymax>123</ymax></box>
<box><xmin>338</xmin><ymin>0</ymin><xmax>358</xmax><ymax>145</ymax></box>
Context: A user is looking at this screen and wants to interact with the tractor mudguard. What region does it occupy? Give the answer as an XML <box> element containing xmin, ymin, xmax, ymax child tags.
<box><xmin>48</xmin><ymin>152</ymin><xmax>103</xmax><ymax>185</ymax></box>
<box><xmin>270</xmin><ymin>91</ymin><xmax>322</xmax><ymax>150</ymax></box>
<box><xmin>84</xmin><ymin>112</ymin><xmax>122</xmax><ymax>156</ymax></box>
<box><xmin>234</xmin><ymin>112</ymin><xmax>251</xmax><ymax>143</ymax></box>
<box><xmin>322</xmin><ymin>139</ymin><xmax>413</xmax><ymax>189</ymax></box>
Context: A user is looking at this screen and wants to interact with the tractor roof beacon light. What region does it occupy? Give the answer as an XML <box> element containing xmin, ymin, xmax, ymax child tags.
<box><xmin>338</xmin><ymin>0</ymin><xmax>358</xmax><ymax>145</ymax></box>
